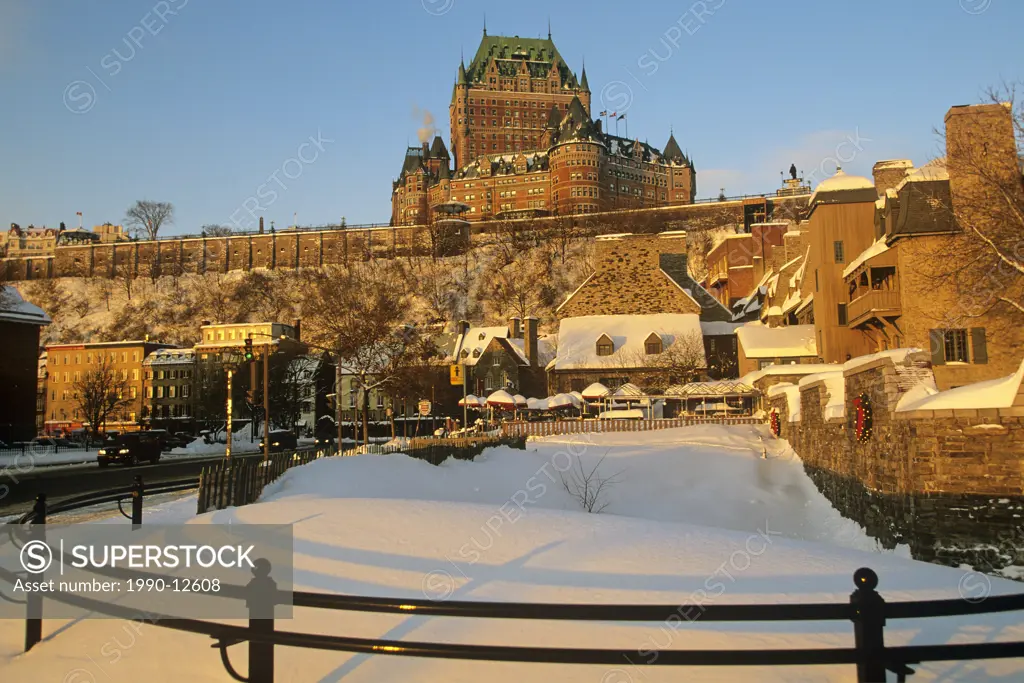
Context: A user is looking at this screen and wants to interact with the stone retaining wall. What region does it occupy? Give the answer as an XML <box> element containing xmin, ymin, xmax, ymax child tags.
<box><xmin>767</xmin><ymin>352</ymin><xmax>1024</xmax><ymax>574</ymax></box>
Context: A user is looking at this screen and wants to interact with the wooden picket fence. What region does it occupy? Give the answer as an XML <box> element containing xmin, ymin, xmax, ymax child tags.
<box><xmin>196</xmin><ymin>449</ymin><xmax>325</xmax><ymax>513</ymax></box>
<box><xmin>501</xmin><ymin>416</ymin><xmax>762</xmax><ymax>438</ymax></box>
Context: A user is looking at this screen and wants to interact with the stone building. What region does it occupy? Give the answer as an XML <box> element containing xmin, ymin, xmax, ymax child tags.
<box><xmin>44</xmin><ymin>339</ymin><xmax>177</xmax><ymax>435</ymax></box>
<box><xmin>391</xmin><ymin>30</ymin><xmax>696</xmax><ymax>225</ymax></box>
<box><xmin>843</xmin><ymin>103</ymin><xmax>1024</xmax><ymax>389</ymax></box>
<box><xmin>0</xmin><ymin>224</ymin><xmax>58</xmax><ymax>258</ymax></box>
<box><xmin>0</xmin><ymin>287</ymin><xmax>50</xmax><ymax>442</ymax></box>
<box><xmin>142</xmin><ymin>348</ymin><xmax>195</xmax><ymax>432</ymax></box>
<box><xmin>552</xmin><ymin>232</ymin><xmax>739</xmax><ymax>387</ymax></box>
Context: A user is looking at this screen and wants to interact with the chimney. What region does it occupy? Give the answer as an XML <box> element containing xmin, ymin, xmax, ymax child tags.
<box><xmin>293</xmin><ymin>318</ymin><xmax>301</xmax><ymax>341</ymax></box>
<box><xmin>524</xmin><ymin>317</ymin><xmax>539</xmax><ymax>367</ymax></box>
<box><xmin>872</xmin><ymin>160</ymin><xmax>913</xmax><ymax>196</ymax></box>
<box><xmin>508</xmin><ymin>317</ymin><xmax>522</xmax><ymax>339</ymax></box>
<box><xmin>259</xmin><ymin>216</ymin><xmax>265</xmax><ymax>234</ymax></box>
<box><xmin>458</xmin><ymin>320</ymin><xmax>470</xmax><ymax>337</ymax></box>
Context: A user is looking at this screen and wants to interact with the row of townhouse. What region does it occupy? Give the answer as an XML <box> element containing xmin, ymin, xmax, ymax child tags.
<box><xmin>41</xmin><ymin>321</ymin><xmax>330</xmax><ymax>437</ymax></box>
<box><xmin>712</xmin><ymin>102</ymin><xmax>1023</xmax><ymax>390</ymax></box>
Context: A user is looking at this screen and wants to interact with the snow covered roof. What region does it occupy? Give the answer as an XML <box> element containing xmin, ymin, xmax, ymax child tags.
<box><xmin>666</xmin><ymin>380</ymin><xmax>754</xmax><ymax>396</ymax></box>
<box><xmin>897</xmin><ymin>359</ymin><xmax>1024</xmax><ymax>412</ymax></box>
<box><xmin>739</xmin><ymin>363</ymin><xmax>838</xmax><ymax>387</ymax></box>
<box><xmin>551</xmin><ymin>314</ymin><xmax>704</xmax><ymax>371</ymax></box>
<box><xmin>842</xmin><ymin>238</ymin><xmax>892</xmax><ymax>279</ymax></box>
<box><xmin>809</xmin><ymin>168</ymin><xmax>875</xmax><ymax>205</ymax></box>
<box><xmin>894</xmin><ymin>158</ymin><xmax>948</xmax><ymax>192</ymax></box>
<box><xmin>143</xmin><ymin>348</ymin><xmax>196</xmax><ymax>366</ymax></box>
<box><xmin>700</xmin><ymin>321</ymin><xmax>742</xmax><ymax>336</ymax></box>
<box><xmin>0</xmin><ymin>286</ymin><xmax>50</xmax><ymax>326</ymax></box>
<box><xmin>735</xmin><ymin>322</ymin><xmax>817</xmax><ymax>359</ymax></box>
<box><xmin>453</xmin><ymin>326</ymin><xmax>511</xmax><ymax>366</ymax></box>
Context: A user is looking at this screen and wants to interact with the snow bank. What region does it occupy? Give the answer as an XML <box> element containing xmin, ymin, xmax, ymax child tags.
<box><xmin>897</xmin><ymin>359</ymin><xmax>1024</xmax><ymax>412</ymax></box>
<box><xmin>767</xmin><ymin>382</ymin><xmax>802</xmax><ymax>421</ymax></box>
<box><xmin>798</xmin><ymin>371</ymin><xmax>846</xmax><ymax>420</ymax></box>
<box><xmin>4</xmin><ymin>426</ymin><xmax>1023</xmax><ymax>682</ymax></box>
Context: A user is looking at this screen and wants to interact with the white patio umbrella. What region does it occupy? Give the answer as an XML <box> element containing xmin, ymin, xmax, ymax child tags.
<box><xmin>512</xmin><ymin>394</ymin><xmax>529</xmax><ymax>408</ymax></box>
<box><xmin>485</xmin><ymin>390</ymin><xmax>517</xmax><ymax>410</ymax></box>
<box><xmin>525</xmin><ymin>397</ymin><xmax>548</xmax><ymax>411</ymax></box>
<box><xmin>581</xmin><ymin>382</ymin><xmax>609</xmax><ymax>400</ymax></box>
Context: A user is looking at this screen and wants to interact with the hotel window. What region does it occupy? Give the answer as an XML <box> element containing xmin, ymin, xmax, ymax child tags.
<box><xmin>833</xmin><ymin>241</ymin><xmax>845</xmax><ymax>264</ymax></box>
<box><xmin>182</xmin><ymin>385</ymin><xmax>190</xmax><ymax>398</ymax></box>
<box><xmin>132</xmin><ymin>369</ymin><xmax>139</xmax><ymax>381</ymax></box>
<box><xmin>122</xmin><ymin>352</ymin><xmax>127</xmax><ymax>363</ymax></box>
<box><xmin>837</xmin><ymin>303</ymin><xmax>848</xmax><ymax>326</ymax></box>
<box><xmin>130</xmin><ymin>387</ymin><xmax>137</xmax><ymax>399</ymax></box>
<box><xmin>168</xmin><ymin>386</ymin><xmax>176</xmax><ymax>398</ymax></box>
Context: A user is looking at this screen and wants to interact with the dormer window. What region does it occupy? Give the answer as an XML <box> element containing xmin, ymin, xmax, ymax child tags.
<box><xmin>596</xmin><ymin>334</ymin><xmax>614</xmax><ymax>357</ymax></box>
<box><xmin>473</xmin><ymin>348</ymin><xmax>482</xmax><ymax>358</ymax></box>
<box><xmin>460</xmin><ymin>349</ymin><xmax>469</xmax><ymax>359</ymax></box>
<box><xmin>478</xmin><ymin>332</ymin><xmax>487</xmax><ymax>341</ymax></box>
<box><xmin>645</xmin><ymin>333</ymin><xmax>663</xmax><ymax>355</ymax></box>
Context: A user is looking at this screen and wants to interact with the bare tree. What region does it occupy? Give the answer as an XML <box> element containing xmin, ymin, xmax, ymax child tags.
<box><xmin>302</xmin><ymin>260</ymin><xmax>422</xmax><ymax>443</ymax></box>
<box><xmin>73</xmin><ymin>357</ymin><xmax>133</xmax><ymax>439</ymax></box>
<box><xmin>560</xmin><ymin>453</ymin><xmax>621</xmax><ymax>513</ymax></box>
<box><xmin>125</xmin><ymin>200</ymin><xmax>174</xmax><ymax>241</ymax></box>
<box><xmin>202</xmin><ymin>224</ymin><xmax>236</xmax><ymax>237</ymax></box>
<box><xmin>416</xmin><ymin>257</ymin><xmax>460</xmax><ymax>325</ymax></box>
<box><xmin>923</xmin><ymin>84</ymin><xmax>1024</xmax><ymax>322</ymax></box>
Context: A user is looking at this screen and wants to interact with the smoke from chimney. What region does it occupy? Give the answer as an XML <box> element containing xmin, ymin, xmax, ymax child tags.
<box><xmin>413</xmin><ymin>106</ymin><xmax>437</xmax><ymax>144</ymax></box>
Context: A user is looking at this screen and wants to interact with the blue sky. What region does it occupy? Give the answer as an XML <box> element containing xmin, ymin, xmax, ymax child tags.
<box><xmin>1</xmin><ymin>0</ymin><xmax>1020</xmax><ymax>237</ymax></box>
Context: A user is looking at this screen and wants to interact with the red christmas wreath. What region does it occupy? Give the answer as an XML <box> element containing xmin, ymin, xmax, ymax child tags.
<box><xmin>852</xmin><ymin>393</ymin><xmax>873</xmax><ymax>442</ymax></box>
<box><xmin>769</xmin><ymin>409</ymin><xmax>781</xmax><ymax>437</ymax></box>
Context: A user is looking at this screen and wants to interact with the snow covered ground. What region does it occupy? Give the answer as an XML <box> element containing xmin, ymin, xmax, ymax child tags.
<box><xmin>2</xmin><ymin>425</ymin><xmax>1022</xmax><ymax>682</ymax></box>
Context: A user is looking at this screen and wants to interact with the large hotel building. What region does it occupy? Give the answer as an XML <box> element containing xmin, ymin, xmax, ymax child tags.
<box><xmin>391</xmin><ymin>30</ymin><xmax>697</xmax><ymax>225</ymax></box>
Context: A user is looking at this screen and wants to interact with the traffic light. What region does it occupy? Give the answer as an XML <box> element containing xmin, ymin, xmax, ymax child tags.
<box><xmin>244</xmin><ymin>337</ymin><xmax>254</xmax><ymax>362</ymax></box>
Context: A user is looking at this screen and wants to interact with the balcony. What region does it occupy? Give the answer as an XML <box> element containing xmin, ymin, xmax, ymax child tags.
<box><xmin>848</xmin><ymin>289</ymin><xmax>900</xmax><ymax>328</ymax></box>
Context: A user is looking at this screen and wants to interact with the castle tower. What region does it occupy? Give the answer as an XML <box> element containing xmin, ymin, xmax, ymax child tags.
<box><xmin>449</xmin><ymin>31</ymin><xmax>586</xmax><ymax>172</ymax></box>
<box><xmin>549</xmin><ymin>96</ymin><xmax>603</xmax><ymax>216</ymax></box>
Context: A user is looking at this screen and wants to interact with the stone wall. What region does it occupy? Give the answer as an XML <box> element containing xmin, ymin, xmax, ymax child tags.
<box><xmin>775</xmin><ymin>352</ymin><xmax>1024</xmax><ymax>573</ymax></box>
<box><xmin>1</xmin><ymin>194</ymin><xmax>811</xmax><ymax>282</ymax></box>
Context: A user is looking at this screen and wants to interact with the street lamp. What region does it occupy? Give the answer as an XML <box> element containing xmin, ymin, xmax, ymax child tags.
<box><xmin>221</xmin><ymin>349</ymin><xmax>246</xmax><ymax>459</ymax></box>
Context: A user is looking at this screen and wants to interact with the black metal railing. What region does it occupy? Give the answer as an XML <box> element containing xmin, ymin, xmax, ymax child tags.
<box><xmin>196</xmin><ymin>448</ymin><xmax>326</xmax><ymax>513</ymax></box>
<box><xmin>4</xmin><ymin>465</ymin><xmax>1024</xmax><ymax>682</ymax></box>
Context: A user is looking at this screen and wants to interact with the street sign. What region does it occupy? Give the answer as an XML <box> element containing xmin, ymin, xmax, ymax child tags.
<box><xmin>450</xmin><ymin>364</ymin><xmax>464</xmax><ymax>385</ymax></box>
<box><xmin>418</xmin><ymin>400</ymin><xmax>432</xmax><ymax>416</ymax></box>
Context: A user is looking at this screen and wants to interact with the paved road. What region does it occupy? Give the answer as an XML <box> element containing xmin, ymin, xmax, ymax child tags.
<box><xmin>0</xmin><ymin>452</ymin><xmax>270</xmax><ymax>518</ymax></box>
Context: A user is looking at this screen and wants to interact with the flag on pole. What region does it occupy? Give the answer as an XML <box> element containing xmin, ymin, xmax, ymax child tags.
<box><xmin>599</xmin><ymin>110</ymin><xmax>608</xmax><ymax>116</ymax></box>
<box><xmin>609</xmin><ymin>111</ymin><xmax>616</xmax><ymax>118</ymax></box>
<box><xmin>617</xmin><ymin>113</ymin><xmax>626</xmax><ymax>120</ymax></box>
<box><xmin>76</xmin><ymin>212</ymin><xmax>82</xmax><ymax>216</ymax></box>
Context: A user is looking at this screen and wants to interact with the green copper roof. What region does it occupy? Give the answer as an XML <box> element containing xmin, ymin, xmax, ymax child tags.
<box><xmin>465</xmin><ymin>34</ymin><xmax>579</xmax><ymax>89</ymax></box>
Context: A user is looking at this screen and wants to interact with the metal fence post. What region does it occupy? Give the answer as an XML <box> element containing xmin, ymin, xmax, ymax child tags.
<box><xmin>131</xmin><ymin>475</ymin><xmax>144</xmax><ymax>526</ymax></box>
<box><xmin>246</xmin><ymin>558</ymin><xmax>277</xmax><ymax>683</ymax></box>
<box><xmin>850</xmin><ymin>567</ymin><xmax>886</xmax><ymax>682</ymax></box>
<box><xmin>24</xmin><ymin>494</ymin><xmax>46</xmax><ymax>652</ymax></box>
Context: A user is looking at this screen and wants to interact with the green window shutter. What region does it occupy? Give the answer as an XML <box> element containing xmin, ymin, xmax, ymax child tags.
<box><xmin>929</xmin><ymin>329</ymin><xmax>945</xmax><ymax>366</ymax></box>
<box><xmin>971</xmin><ymin>328</ymin><xmax>988</xmax><ymax>364</ymax></box>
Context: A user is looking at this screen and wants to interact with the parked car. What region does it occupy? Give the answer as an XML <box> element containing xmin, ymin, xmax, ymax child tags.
<box><xmin>260</xmin><ymin>430</ymin><xmax>298</xmax><ymax>453</ymax></box>
<box><xmin>97</xmin><ymin>433</ymin><xmax>162</xmax><ymax>467</ymax></box>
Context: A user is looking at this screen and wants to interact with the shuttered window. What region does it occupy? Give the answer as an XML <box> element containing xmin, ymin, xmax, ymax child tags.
<box><xmin>970</xmin><ymin>328</ymin><xmax>988</xmax><ymax>364</ymax></box>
